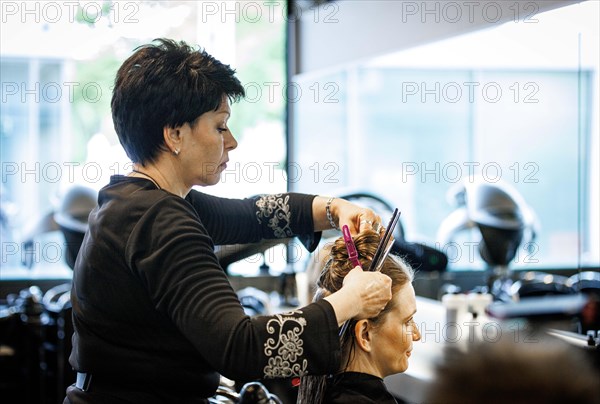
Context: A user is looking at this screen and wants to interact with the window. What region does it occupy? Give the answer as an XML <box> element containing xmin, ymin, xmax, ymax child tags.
<box><xmin>1</xmin><ymin>1</ymin><xmax>287</xmax><ymax>275</ymax></box>
<box><xmin>291</xmin><ymin>1</ymin><xmax>599</xmax><ymax>271</ymax></box>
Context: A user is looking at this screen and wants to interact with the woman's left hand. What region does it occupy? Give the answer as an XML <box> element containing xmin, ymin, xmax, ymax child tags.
<box><xmin>334</xmin><ymin>197</ymin><xmax>382</xmax><ymax>234</ymax></box>
<box><xmin>314</xmin><ymin>196</ymin><xmax>382</xmax><ymax>235</ymax></box>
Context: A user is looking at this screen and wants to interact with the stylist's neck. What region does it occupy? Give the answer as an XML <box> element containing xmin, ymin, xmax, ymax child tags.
<box><xmin>133</xmin><ymin>153</ymin><xmax>190</xmax><ymax>198</ymax></box>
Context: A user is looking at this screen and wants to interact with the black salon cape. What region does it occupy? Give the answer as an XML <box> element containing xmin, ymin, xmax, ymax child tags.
<box><xmin>66</xmin><ymin>176</ymin><xmax>341</xmax><ymax>403</ymax></box>
<box><xmin>324</xmin><ymin>372</ymin><xmax>398</xmax><ymax>404</ymax></box>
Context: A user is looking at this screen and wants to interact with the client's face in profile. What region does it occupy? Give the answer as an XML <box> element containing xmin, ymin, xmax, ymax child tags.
<box><xmin>354</xmin><ymin>282</ymin><xmax>420</xmax><ymax>378</ymax></box>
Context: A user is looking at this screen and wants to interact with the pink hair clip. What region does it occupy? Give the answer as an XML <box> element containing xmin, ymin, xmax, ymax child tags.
<box><xmin>342</xmin><ymin>225</ymin><xmax>362</xmax><ymax>269</ymax></box>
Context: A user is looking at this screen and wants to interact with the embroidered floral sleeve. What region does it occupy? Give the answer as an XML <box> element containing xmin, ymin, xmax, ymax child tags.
<box><xmin>255</xmin><ymin>194</ymin><xmax>294</xmax><ymax>238</ymax></box>
<box><xmin>187</xmin><ymin>190</ymin><xmax>319</xmax><ymax>248</ymax></box>
<box><xmin>262</xmin><ymin>310</ymin><xmax>309</xmax><ymax>378</ymax></box>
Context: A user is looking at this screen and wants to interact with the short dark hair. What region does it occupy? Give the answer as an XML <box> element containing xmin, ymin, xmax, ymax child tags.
<box><xmin>111</xmin><ymin>38</ymin><xmax>245</xmax><ymax>164</ymax></box>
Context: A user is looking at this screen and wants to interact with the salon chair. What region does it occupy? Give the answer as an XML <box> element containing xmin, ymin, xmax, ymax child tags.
<box><xmin>569</xmin><ymin>271</ymin><xmax>600</xmax><ymax>295</ymax></box>
<box><xmin>20</xmin><ymin>185</ymin><xmax>97</xmax><ymax>270</ymax></box>
<box><xmin>568</xmin><ymin>271</ymin><xmax>600</xmax><ymax>334</ymax></box>
<box><xmin>48</xmin><ymin>185</ymin><xmax>96</xmax><ymax>403</ymax></box>
<box><xmin>39</xmin><ymin>284</ymin><xmax>74</xmax><ymax>404</ymax></box>
<box><xmin>53</xmin><ymin>185</ymin><xmax>97</xmax><ymax>269</ymax></box>
<box><xmin>14</xmin><ymin>185</ymin><xmax>97</xmax><ymax>403</ymax></box>
<box><xmin>437</xmin><ymin>177</ymin><xmax>538</xmax><ymax>301</ymax></box>
<box><xmin>510</xmin><ymin>272</ymin><xmax>575</xmax><ymax>299</ymax></box>
<box><xmin>209</xmin><ymin>381</ymin><xmax>283</xmax><ymax>404</ymax></box>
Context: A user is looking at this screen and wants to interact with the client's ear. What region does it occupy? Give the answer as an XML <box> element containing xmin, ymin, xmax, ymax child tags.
<box><xmin>354</xmin><ymin>320</ymin><xmax>373</xmax><ymax>352</ymax></box>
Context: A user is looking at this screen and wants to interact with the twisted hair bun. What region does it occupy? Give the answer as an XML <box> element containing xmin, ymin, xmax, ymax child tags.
<box><xmin>317</xmin><ymin>230</ymin><xmax>380</xmax><ymax>295</ymax></box>
<box><xmin>315</xmin><ymin>229</ymin><xmax>413</xmax><ymax>304</ymax></box>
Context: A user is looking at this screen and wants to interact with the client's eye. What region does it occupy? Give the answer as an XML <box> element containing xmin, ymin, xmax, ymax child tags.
<box><xmin>217</xmin><ymin>127</ymin><xmax>228</xmax><ymax>134</ymax></box>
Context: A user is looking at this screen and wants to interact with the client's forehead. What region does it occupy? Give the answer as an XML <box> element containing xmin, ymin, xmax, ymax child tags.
<box><xmin>393</xmin><ymin>284</ymin><xmax>417</xmax><ymax>319</ymax></box>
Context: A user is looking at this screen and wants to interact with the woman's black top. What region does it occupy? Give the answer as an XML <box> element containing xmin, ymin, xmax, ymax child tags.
<box><xmin>324</xmin><ymin>372</ymin><xmax>399</xmax><ymax>403</ymax></box>
<box><xmin>67</xmin><ymin>176</ymin><xmax>341</xmax><ymax>403</ymax></box>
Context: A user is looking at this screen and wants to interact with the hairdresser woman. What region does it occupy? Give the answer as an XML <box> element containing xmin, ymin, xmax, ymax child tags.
<box><xmin>63</xmin><ymin>38</ymin><xmax>392</xmax><ymax>404</ymax></box>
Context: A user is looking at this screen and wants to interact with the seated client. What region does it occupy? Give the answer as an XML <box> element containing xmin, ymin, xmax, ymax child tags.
<box><xmin>298</xmin><ymin>230</ymin><xmax>420</xmax><ymax>404</ymax></box>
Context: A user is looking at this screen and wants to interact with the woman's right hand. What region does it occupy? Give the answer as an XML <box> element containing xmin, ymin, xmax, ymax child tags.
<box><xmin>324</xmin><ymin>267</ymin><xmax>392</xmax><ymax>325</ymax></box>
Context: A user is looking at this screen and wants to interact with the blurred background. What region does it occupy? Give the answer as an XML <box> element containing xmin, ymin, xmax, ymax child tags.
<box><xmin>1</xmin><ymin>1</ymin><xmax>599</xmax><ymax>403</ymax></box>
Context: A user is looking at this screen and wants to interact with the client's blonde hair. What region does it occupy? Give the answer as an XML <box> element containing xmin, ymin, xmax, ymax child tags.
<box><xmin>297</xmin><ymin>230</ymin><xmax>413</xmax><ymax>404</ymax></box>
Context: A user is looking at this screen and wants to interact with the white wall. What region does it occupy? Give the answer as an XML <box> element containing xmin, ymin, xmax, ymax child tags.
<box><xmin>292</xmin><ymin>0</ymin><xmax>576</xmax><ymax>74</ymax></box>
